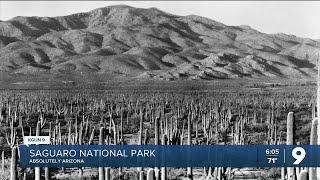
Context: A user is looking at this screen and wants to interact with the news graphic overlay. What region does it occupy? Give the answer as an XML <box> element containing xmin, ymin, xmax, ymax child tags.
<box><xmin>23</xmin><ymin>136</ymin><xmax>51</xmax><ymax>146</ymax></box>
<box><xmin>19</xmin><ymin>145</ymin><xmax>318</xmax><ymax>168</ymax></box>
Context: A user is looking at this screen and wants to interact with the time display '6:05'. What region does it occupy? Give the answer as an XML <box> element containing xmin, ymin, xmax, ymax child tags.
<box><xmin>265</xmin><ymin>149</ymin><xmax>280</xmax><ymax>155</ymax></box>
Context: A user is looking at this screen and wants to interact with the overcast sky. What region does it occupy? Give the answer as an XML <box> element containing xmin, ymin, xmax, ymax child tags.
<box><xmin>0</xmin><ymin>1</ymin><xmax>319</xmax><ymax>39</ymax></box>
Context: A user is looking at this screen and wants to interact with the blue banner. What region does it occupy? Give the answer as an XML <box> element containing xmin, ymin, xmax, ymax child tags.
<box><xmin>18</xmin><ymin>145</ymin><xmax>319</xmax><ymax>168</ymax></box>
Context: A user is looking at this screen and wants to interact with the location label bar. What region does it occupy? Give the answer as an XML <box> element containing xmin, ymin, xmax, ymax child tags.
<box><xmin>19</xmin><ymin>145</ymin><xmax>320</xmax><ymax>168</ymax></box>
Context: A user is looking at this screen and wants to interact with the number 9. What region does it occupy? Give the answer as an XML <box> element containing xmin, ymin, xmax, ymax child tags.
<box><xmin>292</xmin><ymin>147</ymin><xmax>306</xmax><ymax>165</ymax></box>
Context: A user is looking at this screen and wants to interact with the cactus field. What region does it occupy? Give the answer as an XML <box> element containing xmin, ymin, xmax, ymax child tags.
<box><xmin>0</xmin><ymin>80</ymin><xmax>318</xmax><ymax>180</ymax></box>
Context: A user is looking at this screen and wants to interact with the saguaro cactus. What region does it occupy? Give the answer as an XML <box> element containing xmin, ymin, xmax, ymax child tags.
<box><xmin>120</xmin><ymin>108</ymin><xmax>124</xmax><ymax>144</ymax></box>
<box><xmin>139</xmin><ymin>107</ymin><xmax>143</xmax><ymax>145</ymax></box>
<box><xmin>154</xmin><ymin>116</ymin><xmax>160</xmax><ymax>179</ymax></box>
<box><xmin>287</xmin><ymin>112</ymin><xmax>296</xmax><ymax>180</ymax></box>
<box><xmin>147</xmin><ymin>168</ymin><xmax>155</xmax><ymax>180</ymax></box>
<box><xmin>299</xmin><ymin>169</ymin><xmax>309</xmax><ymax>180</ymax></box>
<box><xmin>155</xmin><ymin>116</ymin><xmax>160</xmax><ymax>145</ymax></box>
<box><xmin>10</xmin><ymin>146</ymin><xmax>17</xmax><ymax>180</ymax></box>
<box><xmin>1</xmin><ymin>150</ymin><xmax>4</xmax><ymax>172</ymax></box>
<box><xmin>78</xmin><ymin>168</ymin><xmax>83</xmax><ymax>179</ymax></box>
<box><xmin>6</xmin><ymin>118</ymin><xmax>16</xmax><ymax>148</ymax></box>
<box><xmin>35</xmin><ymin>121</ymin><xmax>41</xmax><ymax>180</ymax></box>
<box><xmin>310</xmin><ymin>119</ymin><xmax>318</xmax><ymax>180</ymax></box>
<box><xmin>45</xmin><ymin>167</ymin><xmax>50</xmax><ymax>180</ymax></box>
<box><xmin>138</xmin><ymin>108</ymin><xmax>144</xmax><ymax>180</ymax></box>
<box><xmin>138</xmin><ymin>170</ymin><xmax>144</xmax><ymax>180</ymax></box>
<box><xmin>311</xmin><ymin>119</ymin><xmax>318</xmax><ymax>145</ymax></box>
<box><xmin>105</xmin><ymin>167</ymin><xmax>111</xmax><ymax>180</ymax></box>
<box><xmin>99</xmin><ymin>127</ymin><xmax>105</xmax><ymax>180</ymax></box>
<box><xmin>187</xmin><ymin>113</ymin><xmax>193</xmax><ymax>180</ymax></box>
<box><xmin>161</xmin><ymin>134</ymin><xmax>167</xmax><ymax>180</ymax></box>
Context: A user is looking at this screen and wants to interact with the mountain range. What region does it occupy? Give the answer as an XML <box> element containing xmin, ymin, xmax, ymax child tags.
<box><xmin>1</xmin><ymin>5</ymin><xmax>319</xmax><ymax>81</ymax></box>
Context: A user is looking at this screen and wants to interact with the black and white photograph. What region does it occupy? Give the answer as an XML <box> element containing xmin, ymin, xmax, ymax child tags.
<box><xmin>0</xmin><ymin>1</ymin><xmax>320</xmax><ymax>180</ymax></box>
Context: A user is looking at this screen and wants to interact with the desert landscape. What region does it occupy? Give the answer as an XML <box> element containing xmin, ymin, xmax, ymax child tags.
<box><xmin>0</xmin><ymin>4</ymin><xmax>320</xmax><ymax>180</ymax></box>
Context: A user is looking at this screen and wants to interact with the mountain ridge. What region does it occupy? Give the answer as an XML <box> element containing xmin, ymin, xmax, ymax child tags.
<box><xmin>0</xmin><ymin>5</ymin><xmax>319</xmax><ymax>81</ymax></box>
